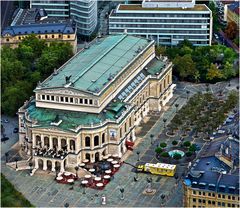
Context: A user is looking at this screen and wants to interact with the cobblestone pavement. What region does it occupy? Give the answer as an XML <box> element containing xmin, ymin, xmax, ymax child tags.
<box><xmin>1</xmin><ymin>79</ymin><xmax>238</xmax><ymax>207</ymax></box>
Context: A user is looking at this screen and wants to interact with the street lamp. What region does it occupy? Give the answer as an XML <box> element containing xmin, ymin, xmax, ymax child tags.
<box><xmin>161</xmin><ymin>194</ymin><xmax>165</xmax><ymax>205</ymax></box>
<box><xmin>150</xmin><ymin>134</ymin><xmax>154</xmax><ymax>145</ymax></box>
<box><xmin>64</xmin><ymin>203</ymin><xmax>69</xmax><ymax>208</ymax></box>
<box><xmin>29</xmin><ymin>162</ymin><xmax>33</xmax><ymax>175</ymax></box>
<box><xmin>163</xmin><ymin>118</ymin><xmax>167</xmax><ymax>129</ymax></box>
<box><xmin>186</xmin><ymin>90</ymin><xmax>190</xmax><ymax>99</ymax></box>
<box><xmin>5</xmin><ymin>152</ymin><xmax>9</xmax><ymax>163</ymax></box>
<box><xmin>175</xmin><ymin>103</ymin><xmax>179</xmax><ymax>112</ymax></box>
<box><xmin>15</xmin><ymin>158</ymin><xmax>18</xmax><ymax>170</ymax></box>
<box><xmin>136</xmin><ymin>151</ymin><xmax>140</xmax><ymax>161</ymax></box>
<box><xmin>75</xmin><ymin>166</ymin><xmax>79</xmax><ymax>178</ymax></box>
<box><xmin>146</xmin><ymin>177</ymin><xmax>153</xmax><ymax>193</ymax></box>
<box><xmin>120</xmin><ymin>187</ymin><xmax>124</xmax><ymax>200</ymax></box>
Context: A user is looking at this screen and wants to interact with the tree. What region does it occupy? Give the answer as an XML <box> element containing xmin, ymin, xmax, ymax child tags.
<box><xmin>172</xmin><ymin>140</ymin><xmax>178</xmax><ymax>145</ymax></box>
<box><xmin>173</xmin><ymin>153</ymin><xmax>182</xmax><ymax>160</ymax></box>
<box><xmin>160</xmin><ymin>143</ymin><xmax>167</xmax><ymax>148</ymax></box>
<box><xmin>161</xmin><ymin>152</ymin><xmax>169</xmax><ymax>157</ymax></box>
<box><xmin>183</xmin><ymin>141</ymin><xmax>191</xmax><ymax>147</ymax></box>
<box><xmin>155</xmin><ymin>46</ymin><xmax>166</xmax><ymax>56</ymax></box>
<box><xmin>173</xmin><ymin>54</ymin><xmax>196</xmax><ymax>80</ymax></box>
<box><xmin>155</xmin><ymin>147</ymin><xmax>163</xmax><ymax>154</ymax></box>
<box><xmin>2</xmin><ymin>81</ymin><xmax>32</xmax><ymax>116</ymax></box>
<box><xmin>206</xmin><ymin>64</ymin><xmax>223</xmax><ymax>81</ymax></box>
<box><xmin>186</xmin><ymin>151</ymin><xmax>193</xmax><ymax>157</ymax></box>
<box><xmin>222</xmin><ymin>61</ymin><xmax>236</xmax><ymax>79</ymax></box>
<box><xmin>225</xmin><ymin>21</ymin><xmax>238</xmax><ymax>40</ymax></box>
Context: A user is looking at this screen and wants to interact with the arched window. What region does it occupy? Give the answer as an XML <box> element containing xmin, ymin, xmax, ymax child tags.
<box><xmin>94</xmin><ymin>135</ymin><xmax>99</xmax><ymax>146</ymax></box>
<box><xmin>85</xmin><ymin>136</ymin><xmax>90</xmax><ymax>147</ymax></box>
<box><xmin>102</xmin><ymin>133</ymin><xmax>105</xmax><ymax>144</ymax></box>
<box><xmin>70</xmin><ymin>140</ymin><xmax>75</xmax><ymax>151</ymax></box>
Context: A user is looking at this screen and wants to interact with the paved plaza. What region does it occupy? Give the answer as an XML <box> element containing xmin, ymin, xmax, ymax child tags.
<box><xmin>1</xmin><ymin>79</ymin><xmax>238</xmax><ymax>207</ymax></box>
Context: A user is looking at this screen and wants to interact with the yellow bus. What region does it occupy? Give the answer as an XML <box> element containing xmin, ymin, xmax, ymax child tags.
<box><xmin>137</xmin><ymin>162</ymin><xmax>176</xmax><ymax>177</ymax></box>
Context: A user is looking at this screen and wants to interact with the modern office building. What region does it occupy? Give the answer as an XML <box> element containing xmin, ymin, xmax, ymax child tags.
<box><xmin>30</xmin><ymin>0</ymin><xmax>70</xmax><ymax>18</ymax></box>
<box><xmin>109</xmin><ymin>0</ymin><xmax>213</xmax><ymax>46</ymax></box>
<box><xmin>1</xmin><ymin>8</ymin><xmax>77</xmax><ymax>53</ymax></box>
<box><xmin>70</xmin><ymin>0</ymin><xmax>98</xmax><ymax>36</ymax></box>
<box><xmin>183</xmin><ymin>137</ymin><xmax>239</xmax><ymax>207</ymax></box>
<box><xmin>18</xmin><ymin>34</ymin><xmax>174</xmax><ymax>173</ymax></box>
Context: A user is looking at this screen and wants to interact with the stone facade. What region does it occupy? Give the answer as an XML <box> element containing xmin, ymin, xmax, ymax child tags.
<box><xmin>18</xmin><ymin>35</ymin><xmax>174</xmax><ymax>173</ymax></box>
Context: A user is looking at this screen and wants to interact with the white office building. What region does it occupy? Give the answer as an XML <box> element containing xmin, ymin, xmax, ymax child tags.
<box><xmin>70</xmin><ymin>0</ymin><xmax>98</xmax><ymax>36</ymax></box>
<box><xmin>109</xmin><ymin>0</ymin><xmax>213</xmax><ymax>46</ymax></box>
<box><xmin>30</xmin><ymin>0</ymin><xmax>70</xmax><ymax>18</ymax></box>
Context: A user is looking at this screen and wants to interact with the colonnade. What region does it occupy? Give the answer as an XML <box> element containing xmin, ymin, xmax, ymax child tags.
<box><xmin>34</xmin><ymin>157</ymin><xmax>65</xmax><ymax>172</ymax></box>
<box><xmin>32</xmin><ymin>134</ymin><xmax>77</xmax><ymax>153</ymax></box>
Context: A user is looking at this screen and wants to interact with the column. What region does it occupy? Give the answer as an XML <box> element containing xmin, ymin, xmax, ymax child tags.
<box><xmin>60</xmin><ymin>161</ymin><xmax>65</xmax><ymax>172</ymax></box>
<box><xmin>43</xmin><ymin>159</ymin><xmax>47</xmax><ymax>171</ymax></box>
<box><xmin>51</xmin><ymin>161</ymin><xmax>56</xmax><ymax>172</ymax></box>
<box><xmin>34</xmin><ymin>158</ymin><xmax>39</xmax><ymax>169</ymax></box>
<box><xmin>91</xmin><ymin>153</ymin><xmax>94</xmax><ymax>163</ymax></box>
<box><xmin>49</xmin><ymin>136</ymin><xmax>53</xmax><ymax>149</ymax></box>
<box><xmin>58</xmin><ymin>137</ymin><xmax>61</xmax><ymax>151</ymax></box>
<box><xmin>27</xmin><ymin>144</ymin><xmax>31</xmax><ymax>155</ymax></box>
<box><xmin>67</xmin><ymin>139</ymin><xmax>70</xmax><ymax>152</ymax></box>
<box><xmin>32</xmin><ymin>134</ymin><xmax>36</xmax><ymax>149</ymax></box>
<box><xmin>41</xmin><ymin>134</ymin><xmax>44</xmax><ymax>148</ymax></box>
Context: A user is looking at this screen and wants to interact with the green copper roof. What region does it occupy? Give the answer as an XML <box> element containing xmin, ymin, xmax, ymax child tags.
<box><xmin>26</xmin><ymin>100</ymin><xmax>130</xmax><ymax>132</ymax></box>
<box><xmin>39</xmin><ymin>34</ymin><xmax>151</xmax><ymax>94</ymax></box>
<box><xmin>146</xmin><ymin>59</ymin><xmax>166</xmax><ymax>75</ymax></box>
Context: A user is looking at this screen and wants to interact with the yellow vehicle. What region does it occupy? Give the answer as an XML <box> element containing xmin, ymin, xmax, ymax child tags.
<box><xmin>137</xmin><ymin>162</ymin><xmax>176</xmax><ymax>177</ymax></box>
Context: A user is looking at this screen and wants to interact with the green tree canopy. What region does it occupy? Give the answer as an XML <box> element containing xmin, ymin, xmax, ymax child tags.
<box><xmin>206</xmin><ymin>63</ymin><xmax>223</xmax><ymax>81</ymax></box>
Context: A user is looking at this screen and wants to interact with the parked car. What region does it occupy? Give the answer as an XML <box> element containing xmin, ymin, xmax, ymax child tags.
<box><xmin>218</xmin><ymin>129</ymin><xmax>225</xmax><ymax>134</ymax></box>
<box><xmin>3</xmin><ymin>119</ymin><xmax>9</xmax><ymax>123</ymax></box>
<box><xmin>13</xmin><ymin>128</ymin><xmax>19</xmax><ymax>133</ymax></box>
<box><xmin>1</xmin><ymin>137</ymin><xmax>9</xmax><ymax>142</ymax></box>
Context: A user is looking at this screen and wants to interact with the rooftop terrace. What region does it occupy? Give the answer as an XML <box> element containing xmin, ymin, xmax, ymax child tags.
<box><xmin>118</xmin><ymin>4</ymin><xmax>208</xmax><ymax>11</ymax></box>
<box><xmin>26</xmin><ymin>100</ymin><xmax>131</xmax><ymax>132</ymax></box>
<box><xmin>39</xmin><ymin>35</ymin><xmax>151</xmax><ymax>94</ymax></box>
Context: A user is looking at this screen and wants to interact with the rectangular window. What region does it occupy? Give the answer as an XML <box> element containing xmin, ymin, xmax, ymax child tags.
<box><xmin>59</xmin><ymin>34</ymin><xmax>61</xmax><ymax>38</ymax></box>
<box><xmin>68</xmin><ymin>35</ymin><xmax>70</xmax><ymax>38</ymax></box>
<box><xmin>65</xmin><ymin>97</ymin><xmax>68</xmax><ymax>102</ymax></box>
<box><xmin>228</xmin><ymin>196</ymin><xmax>231</xmax><ymax>200</ymax></box>
<box><xmin>61</xmin><ymin>97</ymin><xmax>64</xmax><ymax>102</ymax></box>
<box><xmin>232</xmin><ymin>196</ymin><xmax>235</xmax><ymax>200</ymax></box>
<box><xmin>125</xmin><ymin>123</ymin><xmax>127</xmax><ymax>132</ymax></box>
<box><xmin>212</xmin><ymin>193</ymin><xmax>215</xmax><ymax>197</ymax></box>
<box><xmin>212</xmin><ymin>201</ymin><xmax>215</xmax><ymax>205</ymax></box>
<box><xmin>203</xmin><ymin>199</ymin><xmax>206</xmax><ymax>203</ymax></box>
<box><xmin>222</xmin><ymin>195</ymin><xmax>225</xmax><ymax>199</ymax></box>
<box><xmin>70</xmin><ymin>98</ymin><xmax>73</xmax><ymax>103</ymax></box>
<box><xmin>89</xmin><ymin>99</ymin><xmax>93</xmax><ymax>105</ymax></box>
<box><xmin>218</xmin><ymin>202</ymin><xmax>221</xmax><ymax>206</ymax></box>
<box><xmin>84</xmin><ymin>99</ymin><xmax>88</xmax><ymax>104</ymax></box>
<box><xmin>199</xmin><ymin>191</ymin><xmax>202</xmax><ymax>195</ymax></box>
<box><xmin>51</xmin><ymin>96</ymin><xmax>54</xmax><ymax>101</ymax></box>
<box><xmin>80</xmin><ymin>98</ymin><xmax>83</xmax><ymax>104</ymax></box>
<box><xmin>203</xmin><ymin>192</ymin><xmax>205</xmax><ymax>196</ymax></box>
<box><xmin>193</xmin><ymin>198</ymin><xmax>196</xmax><ymax>202</ymax></box>
<box><xmin>198</xmin><ymin>199</ymin><xmax>202</xmax><ymax>203</ymax></box>
<box><xmin>46</xmin><ymin>95</ymin><xmax>50</xmax><ymax>100</ymax></box>
<box><xmin>218</xmin><ymin>194</ymin><xmax>221</xmax><ymax>198</ymax></box>
<box><xmin>222</xmin><ymin>202</ymin><xmax>225</xmax><ymax>206</ymax></box>
<box><xmin>208</xmin><ymin>193</ymin><xmax>211</xmax><ymax>197</ymax></box>
<box><xmin>120</xmin><ymin>128</ymin><xmax>122</xmax><ymax>138</ymax></box>
<box><xmin>208</xmin><ymin>201</ymin><xmax>211</xmax><ymax>204</ymax></box>
<box><xmin>129</xmin><ymin>118</ymin><xmax>131</xmax><ymax>127</ymax></box>
<box><xmin>193</xmin><ymin>190</ymin><xmax>196</xmax><ymax>195</ymax></box>
<box><xmin>42</xmin><ymin>95</ymin><xmax>45</xmax><ymax>100</ymax></box>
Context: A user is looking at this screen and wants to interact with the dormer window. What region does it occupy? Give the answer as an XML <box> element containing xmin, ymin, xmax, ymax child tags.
<box><xmin>45</xmin><ymin>30</ymin><xmax>47</xmax><ymax>33</ymax></box>
<box><xmin>32</xmin><ymin>31</ymin><xmax>34</xmax><ymax>33</ymax></box>
<box><xmin>25</xmin><ymin>31</ymin><xmax>27</xmax><ymax>34</ymax></box>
